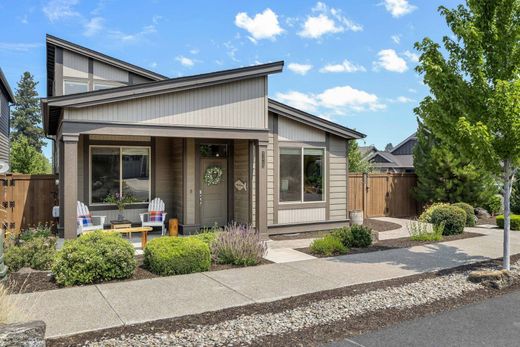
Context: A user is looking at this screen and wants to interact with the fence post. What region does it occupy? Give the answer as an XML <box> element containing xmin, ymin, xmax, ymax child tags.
<box><xmin>363</xmin><ymin>172</ymin><xmax>368</xmax><ymax>218</ymax></box>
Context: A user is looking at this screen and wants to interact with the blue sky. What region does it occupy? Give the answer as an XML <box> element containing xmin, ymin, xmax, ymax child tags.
<box><xmin>0</xmin><ymin>0</ymin><xmax>461</xmax><ymax>159</ymax></box>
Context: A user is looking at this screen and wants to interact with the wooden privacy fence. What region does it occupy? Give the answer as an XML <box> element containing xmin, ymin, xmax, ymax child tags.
<box><xmin>0</xmin><ymin>174</ymin><xmax>58</xmax><ymax>235</ymax></box>
<box><xmin>348</xmin><ymin>173</ymin><xmax>419</xmax><ymax>218</ymax></box>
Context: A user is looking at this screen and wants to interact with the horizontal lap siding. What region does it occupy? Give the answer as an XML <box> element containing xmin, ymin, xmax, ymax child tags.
<box><xmin>328</xmin><ymin>135</ymin><xmax>347</xmax><ymax>220</ymax></box>
<box><xmin>0</xmin><ymin>93</ymin><xmax>9</xmax><ymax>162</ymax></box>
<box><xmin>155</xmin><ymin>138</ymin><xmax>174</xmax><ymax>221</ymax></box>
<box><xmin>171</xmin><ymin>138</ymin><xmax>184</xmax><ymax>222</ymax></box>
<box><xmin>278</xmin><ymin>208</ymin><xmax>326</xmax><ymax>224</ymax></box>
<box><xmin>65</xmin><ymin>77</ymin><xmax>267</xmax><ymax>130</ymax></box>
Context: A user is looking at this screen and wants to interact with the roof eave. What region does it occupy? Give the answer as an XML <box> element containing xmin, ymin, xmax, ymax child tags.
<box><xmin>0</xmin><ymin>68</ymin><xmax>15</xmax><ymax>103</ymax></box>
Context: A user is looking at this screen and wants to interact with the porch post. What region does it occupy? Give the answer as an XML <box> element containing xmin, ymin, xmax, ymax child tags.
<box><xmin>62</xmin><ymin>134</ymin><xmax>79</xmax><ymax>239</ymax></box>
<box><xmin>255</xmin><ymin>140</ymin><xmax>268</xmax><ymax>235</ymax></box>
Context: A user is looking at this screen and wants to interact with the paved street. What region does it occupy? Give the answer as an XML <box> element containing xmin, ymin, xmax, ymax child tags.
<box><xmin>328</xmin><ymin>290</ymin><xmax>520</xmax><ymax>347</ymax></box>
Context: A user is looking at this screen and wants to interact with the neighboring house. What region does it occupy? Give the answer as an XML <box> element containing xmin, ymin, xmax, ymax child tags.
<box><xmin>0</xmin><ymin>68</ymin><xmax>15</xmax><ymax>164</ymax></box>
<box><xmin>358</xmin><ymin>145</ymin><xmax>377</xmax><ymax>160</ymax></box>
<box><xmin>365</xmin><ymin>133</ymin><xmax>417</xmax><ymax>173</ymax></box>
<box><xmin>41</xmin><ymin>35</ymin><xmax>365</xmax><ymax>239</ymax></box>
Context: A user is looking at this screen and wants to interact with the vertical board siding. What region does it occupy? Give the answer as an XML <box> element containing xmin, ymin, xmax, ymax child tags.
<box><xmin>63</xmin><ymin>50</ymin><xmax>89</xmax><ymax>79</ymax></box>
<box><xmin>328</xmin><ymin>135</ymin><xmax>347</xmax><ymax>220</ymax></box>
<box><xmin>93</xmin><ymin>61</ymin><xmax>129</xmax><ymax>82</ymax></box>
<box><xmin>171</xmin><ymin>138</ymin><xmax>184</xmax><ymax>222</ymax></box>
<box><xmin>278</xmin><ymin>208</ymin><xmax>326</xmax><ymax>224</ymax></box>
<box><xmin>0</xmin><ymin>93</ymin><xmax>9</xmax><ymax>162</ymax></box>
<box><xmin>233</xmin><ymin>140</ymin><xmax>249</xmax><ymax>224</ymax></box>
<box><xmin>278</xmin><ymin>117</ymin><xmax>326</xmax><ymax>142</ymax></box>
<box><xmin>65</xmin><ymin>78</ymin><xmax>267</xmax><ymax>130</ymax></box>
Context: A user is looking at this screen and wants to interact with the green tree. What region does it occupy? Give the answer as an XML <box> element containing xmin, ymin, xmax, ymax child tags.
<box><xmin>414</xmin><ymin>124</ymin><xmax>496</xmax><ymax>206</ymax></box>
<box><xmin>10</xmin><ymin>136</ymin><xmax>50</xmax><ymax>174</ymax></box>
<box><xmin>384</xmin><ymin>143</ymin><xmax>393</xmax><ymax>151</ymax></box>
<box><xmin>415</xmin><ymin>0</ymin><xmax>519</xmax><ymax>269</ymax></box>
<box><xmin>348</xmin><ymin>140</ymin><xmax>372</xmax><ymax>173</ymax></box>
<box><xmin>11</xmin><ymin>72</ymin><xmax>44</xmax><ymax>151</ymax></box>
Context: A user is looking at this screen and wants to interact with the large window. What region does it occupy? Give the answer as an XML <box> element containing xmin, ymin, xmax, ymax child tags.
<box><xmin>90</xmin><ymin>146</ymin><xmax>150</xmax><ymax>204</ymax></box>
<box><xmin>279</xmin><ymin>147</ymin><xmax>325</xmax><ymax>203</ymax></box>
<box><xmin>64</xmin><ymin>80</ymin><xmax>88</xmax><ymax>95</ymax></box>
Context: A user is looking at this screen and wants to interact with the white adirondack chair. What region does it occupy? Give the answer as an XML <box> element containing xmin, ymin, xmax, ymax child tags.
<box><xmin>77</xmin><ymin>201</ymin><xmax>106</xmax><ymax>235</ymax></box>
<box><xmin>140</xmin><ymin>198</ymin><xmax>167</xmax><ymax>235</ymax></box>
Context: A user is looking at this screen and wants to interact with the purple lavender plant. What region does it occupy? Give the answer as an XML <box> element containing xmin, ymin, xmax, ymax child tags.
<box><xmin>211</xmin><ymin>223</ymin><xmax>267</xmax><ymax>266</ymax></box>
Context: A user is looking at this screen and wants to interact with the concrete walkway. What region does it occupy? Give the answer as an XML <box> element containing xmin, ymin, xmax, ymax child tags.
<box><xmin>15</xmin><ymin>224</ymin><xmax>514</xmax><ymax>339</ymax></box>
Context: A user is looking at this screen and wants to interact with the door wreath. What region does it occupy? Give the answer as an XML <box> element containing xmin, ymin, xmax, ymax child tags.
<box><xmin>203</xmin><ymin>166</ymin><xmax>223</xmax><ymax>186</ymax></box>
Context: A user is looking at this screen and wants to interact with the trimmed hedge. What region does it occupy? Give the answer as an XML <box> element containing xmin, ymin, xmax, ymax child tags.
<box><xmin>452</xmin><ymin>202</ymin><xmax>476</xmax><ymax>227</ymax></box>
<box><xmin>418</xmin><ymin>202</ymin><xmax>451</xmax><ymax>223</ymax></box>
<box><xmin>144</xmin><ymin>237</ymin><xmax>211</xmax><ymax>276</ymax></box>
<box><xmin>496</xmin><ymin>214</ymin><xmax>520</xmax><ymax>231</ymax></box>
<box><xmin>52</xmin><ymin>231</ymin><xmax>136</xmax><ymax>286</ymax></box>
<box><xmin>310</xmin><ymin>235</ymin><xmax>348</xmax><ymax>256</ymax></box>
<box><xmin>430</xmin><ymin>205</ymin><xmax>466</xmax><ymax>235</ymax></box>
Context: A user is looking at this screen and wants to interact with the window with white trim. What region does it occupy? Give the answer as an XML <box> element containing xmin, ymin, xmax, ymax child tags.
<box><xmin>279</xmin><ymin>147</ymin><xmax>325</xmax><ymax>203</ymax></box>
<box><xmin>93</xmin><ymin>82</ymin><xmax>122</xmax><ymax>91</ymax></box>
<box><xmin>90</xmin><ymin>146</ymin><xmax>151</xmax><ymax>204</ymax></box>
<box><xmin>63</xmin><ymin>80</ymin><xmax>88</xmax><ymax>95</ymax></box>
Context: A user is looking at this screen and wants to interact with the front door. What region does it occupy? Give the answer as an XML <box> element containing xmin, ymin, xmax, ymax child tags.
<box><xmin>199</xmin><ymin>144</ymin><xmax>228</xmax><ymax>228</ymax></box>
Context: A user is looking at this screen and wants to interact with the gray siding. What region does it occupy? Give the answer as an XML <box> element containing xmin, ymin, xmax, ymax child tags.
<box><xmin>171</xmin><ymin>138</ymin><xmax>184</xmax><ymax>222</ymax></box>
<box><xmin>77</xmin><ymin>135</ymin><xmax>85</xmax><ymax>202</ymax></box>
<box><xmin>0</xmin><ymin>93</ymin><xmax>9</xmax><ymax>162</ymax></box>
<box><xmin>184</xmin><ymin>138</ymin><xmax>196</xmax><ymax>225</ymax></box>
<box><xmin>267</xmin><ymin>115</ymin><xmax>275</xmax><ymax>225</ymax></box>
<box><xmin>278</xmin><ymin>116</ymin><xmax>326</xmax><ymax>142</ymax></box>
<box><xmin>392</xmin><ymin>139</ymin><xmax>417</xmax><ymax>155</ymax></box>
<box><xmin>233</xmin><ymin>140</ymin><xmax>250</xmax><ymax>224</ymax></box>
<box><xmin>154</xmin><ymin>137</ymin><xmax>174</xmax><ymax>221</ymax></box>
<box><xmin>64</xmin><ymin>77</ymin><xmax>267</xmax><ymax>130</ymax></box>
<box><xmin>328</xmin><ymin>135</ymin><xmax>347</xmax><ymax>220</ymax></box>
<box><xmin>63</xmin><ymin>50</ymin><xmax>89</xmax><ymax>79</ymax></box>
<box><xmin>93</xmin><ymin>61</ymin><xmax>129</xmax><ymax>82</ymax></box>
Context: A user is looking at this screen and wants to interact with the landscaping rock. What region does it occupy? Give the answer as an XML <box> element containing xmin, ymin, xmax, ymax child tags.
<box><xmin>0</xmin><ymin>320</ymin><xmax>46</xmax><ymax>347</ymax></box>
<box><xmin>371</xmin><ymin>230</ymin><xmax>379</xmax><ymax>242</ymax></box>
<box><xmin>468</xmin><ymin>269</ymin><xmax>514</xmax><ymax>289</ymax></box>
<box><xmin>475</xmin><ymin>207</ymin><xmax>491</xmax><ymax>220</ymax></box>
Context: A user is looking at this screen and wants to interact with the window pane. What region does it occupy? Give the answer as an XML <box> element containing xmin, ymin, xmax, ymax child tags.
<box><xmin>200</xmin><ymin>144</ymin><xmax>227</xmax><ymax>158</ymax></box>
<box><xmin>280</xmin><ymin>148</ymin><xmax>302</xmax><ymax>202</ymax></box>
<box><xmin>93</xmin><ymin>83</ymin><xmax>121</xmax><ymax>91</ymax></box>
<box><xmin>91</xmin><ymin>147</ymin><xmax>120</xmax><ymax>203</ymax></box>
<box><xmin>304</xmin><ymin>148</ymin><xmax>324</xmax><ymax>201</ymax></box>
<box><xmin>64</xmin><ymin>80</ymin><xmax>88</xmax><ymax>95</ymax></box>
<box><xmin>122</xmin><ymin>148</ymin><xmax>150</xmax><ymax>202</ymax></box>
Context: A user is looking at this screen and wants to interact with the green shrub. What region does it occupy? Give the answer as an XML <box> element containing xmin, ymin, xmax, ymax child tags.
<box><xmin>496</xmin><ymin>214</ymin><xmax>520</xmax><ymax>231</ymax></box>
<box><xmin>211</xmin><ymin>224</ymin><xmax>266</xmax><ymax>266</ymax></box>
<box><xmin>144</xmin><ymin>237</ymin><xmax>211</xmax><ymax>276</ymax></box>
<box><xmin>19</xmin><ymin>223</ymin><xmax>53</xmax><ymax>242</ymax></box>
<box><xmin>4</xmin><ymin>237</ymin><xmax>56</xmax><ymax>272</ymax></box>
<box><xmin>485</xmin><ymin>194</ymin><xmax>503</xmax><ymax>215</ymax></box>
<box><xmin>332</xmin><ymin>225</ymin><xmax>372</xmax><ymax>248</ymax></box>
<box><xmin>452</xmin><ymin>202</ymin><xmax>476</xmax><ymax>227</ymax></box>
<box><xmin>407</xmin><ymin>220</ymin><xmax>443</xmax><ymax>241</ymax></box>
<box><xmin>310</xmin><ymin>235</ymin><xmax>348</xmax><ymax>256</ymax></box>
<box><xmin>191</xmin><ymin>231</ymin><xmax>219</xmax><ymax>246</ymax></box>
<box><xmin>430</xmin><ymin>205</ymin><xmax>466</xmax><ymax>235</ymax></box>
<box><xmin>418</xmin><ymin>202</ymin><xmax>451</xmax><ymax>223</ymax></box>
<box><xmin>52</xmin><ymin>231</ymin><xmax>136</xmax><ymax>286</ymax></box>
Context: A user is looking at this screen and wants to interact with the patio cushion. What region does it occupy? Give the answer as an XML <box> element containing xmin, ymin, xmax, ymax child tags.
<box><xmin>149</xmin><ymin>211</ymin><xmax>163</xmax><ymax>222</ymax></box>
<box><xmin>78</xmin><ymin>214</ymin><xmax>93</xmax><ymax>227</ymax></box>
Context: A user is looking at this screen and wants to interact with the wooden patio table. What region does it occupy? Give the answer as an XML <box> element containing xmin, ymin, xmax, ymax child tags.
<box><xmin>104</xmin><ymin>227</ymin><xmax>153</xmax><ymax>248</ymax></box>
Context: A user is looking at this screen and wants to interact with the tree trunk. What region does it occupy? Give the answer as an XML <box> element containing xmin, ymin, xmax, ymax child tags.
<box><xmin>503</xmin><ymin>160</ymin><xmax>513</xmax><ymax>270</ymax></box>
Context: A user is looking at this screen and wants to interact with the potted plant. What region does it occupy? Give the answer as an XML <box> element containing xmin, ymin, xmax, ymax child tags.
<box><xmin>104</xmin><ymin>192</ymin><xmax>137</xmax><ymax>221</ymax></box>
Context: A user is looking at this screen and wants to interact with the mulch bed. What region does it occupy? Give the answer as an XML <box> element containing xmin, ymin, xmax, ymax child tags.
<box><xmin>7</xmin><ymin>256</ymin><xmax>272</xmax><ymax>295</ymax></box>
<box><xmin>47</xmin><ymin>253</ymin><xmax>520</xmax><ymax>347</ymax></box>
<box><xmin>477</xmin><ymin>216</ymin><xmax>497</xmax><ymax>226</ymax></box>
<box><xmin>296</xmin><ymin>231</ymin><xmax>484</xmax><ymax>258</ymax></box>
<box><xmin>269</xmin><ymin>218</ymin><xmax>401</xmax><ymax>241</ymax></box>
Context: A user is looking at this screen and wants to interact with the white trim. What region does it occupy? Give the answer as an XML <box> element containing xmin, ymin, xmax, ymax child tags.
<box><xmin>278</xmin><ymin>146</ymin><xmax>326</xmax><ymax>204</ymax></box>
<box><xmin>89</xmin><ymin>145</ymin><xmax>151</xmax><ymax>206</ymax></box>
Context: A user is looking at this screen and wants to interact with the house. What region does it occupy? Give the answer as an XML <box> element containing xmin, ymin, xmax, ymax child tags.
<box><xmin>0</xmin><ymin>68</ymin><xmax>15</xmax><ymax>164</ymax></box>
<box><xmin>365</xmin><ymin>133</ymin><xmax>417</xmax><ymax>173</ymax></box>
<box><xmin>41</xmin><ymin>35</ymin><xmax>365</xmax><ymax>239</ymax></box>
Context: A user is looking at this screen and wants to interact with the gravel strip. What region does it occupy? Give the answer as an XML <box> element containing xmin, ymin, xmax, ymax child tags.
<box><xmin>86</xmin><ymin>271</ymin><xmax>487</xmax><ymax>347</ymax></box>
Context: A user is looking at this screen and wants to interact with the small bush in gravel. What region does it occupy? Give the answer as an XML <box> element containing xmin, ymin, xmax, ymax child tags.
<box><xmin>332</xmin><ymin>225</ymin><xmax>372</xmax><ymax>248</ymax></box>
<box><xmin>496</xmin><ymin>214</ymin><xmax>520</xmax><ymax>230</ymax></box>
<box><xmin>52</xmin><ymin>231</ymin><xmax>136</xmax><ymax>286</ymax></box>
<box><xmin>452</xmin><ymin>202</ymin><xmax>476</xmax><ymax>227</ymax></box>
<box><xmin>430</xmin><ymin>205</ymin><xmax>466</xmax><ymax>235</ymax></box>
<box><xmin>5</xmin><ymin>237</ymin><xmax>56</xmax><ymax>272</ymax></box>
<box><xmin>418</xmin><ymin>202</ymin><xmax>451</xmax><ymax>223</ymax></box>
<box><xmin>211</xmin><ymin>223</ymin><xmax>266</xmax><ymax>266</ymax></box>
<box><xmin>310</xmin><ymin>235</ymin><xmax>348</xmax><ymax>256</ymax></box>
<box><xmin>407</xmin><ymin>220</ymin><xmax>443</xmax><ymax>241</ymax></box>
<box><xmin>144</xmin><ymin>237</ymin><xmax>211</xmax><ymax>276</ymax></box>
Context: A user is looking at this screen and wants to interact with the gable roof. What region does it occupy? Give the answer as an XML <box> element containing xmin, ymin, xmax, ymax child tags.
<box><xmin>366</xmin><ymin>151</ymin><xmax>414</xmax><ymax>169</ymax></box>
<box><xmin>390</xmin><ymin>132</ymin><xmax>417</xmax><ymax>154</ymax></box>
<box><xmin>359</xmin><ymin>145</ymin><xmax>377</xmax><ymax>158</ymax></box>
<box><xmin>268</xmin><ymin>98</ymin><xmax>365</xmax><ymax>140</ymax></box>
<box><xmin>0</xmin><ymin>68</ymin><xmax>15</xmax><ymax>103</ymax></box>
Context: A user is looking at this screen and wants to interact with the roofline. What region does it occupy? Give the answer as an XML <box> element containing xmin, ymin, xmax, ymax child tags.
<box><xmin>45</xmin><ymin>61</ymin><xmax>285</xmax><ymax>108</ymax></box>
<box><xmin>0</xmin><ymin>68</ymin><xmax>15</xmax><ymax>103</ymax></box>
<box><xmin>267</xmin><ymin>98</ymin><xmax>365</xmax><ymax>140</ymax></box>
<box><xmin>390</xmin><ymin>132</ymin><xmax>417</xmax><ymax>154</ymax></box>
<box><xmin>46</xmin><ymin>34</ymin><xmax>168</xmax><ymax>81</ymax></box>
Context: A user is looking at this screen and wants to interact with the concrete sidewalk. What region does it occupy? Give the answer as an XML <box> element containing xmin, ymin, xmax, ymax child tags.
<box><xmin>16</xmin><ymin>226</ymin><xmax>516</xmax><ymax>339</ymax></box>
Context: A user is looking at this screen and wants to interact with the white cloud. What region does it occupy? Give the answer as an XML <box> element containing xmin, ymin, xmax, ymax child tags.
<box><xmin>0</xmin><ymin>42</ymin><xmax>42</xmax><ymax>51</ymax></box>
<box><xmin>176</xmin><ymin>56</ymin><xmax>194</xmax><ymax>67</ymax></box>
<box><xmin>383</xmin><ymin>0</ymin><xmax>417</xmax><ymax>18</ymax></box>
<box><xmin>43</xmin><ymin>0</ymin><xmax>79</xmax><ymax>22</ymax></box>
<box><xmin>149</xmin><ymin>62</ymin><xmax>158</xmax><ymax>68</ymax></box>
<box><xmin>189</xmin><ymin>48</ymin><xmax>200</xmax><ymax>55</ymax></box>
<box><xmin>403</xmin><ymin>50</ymin><xmax>419</xmax><ymax>62</ymax></box>
<box><xmin>319</xmin><ymin>59</ymin><xmax>366</xmax><ymax>73</ymax></box>
<box><xmin>373</xmin><ymin>49</ymin><xmax>408</xmax><ymax>73</ymax></box>
<box><xmin>235</xmin><ymin>8</ymin><xmax>283</xmax><ymax>42</ymax></box>
<box><xmin>287</xmin><ymin>63</ymin><xmax>313</xmax><ymax>75</ymax></box>
<box><xmin>389</xmin><ymin>96</ymin><xmax>415</xmax><ymax>103</ymax></box>
<box><xmin>408</xmin><ymin>88</ymin><xmax>417</xmax><ymax>93</ymax></box>
<box><xmin>391</xmin><ymin>34</ymin><xmax>401</xmax><ymax>44</ymax></box>
<box><xmin>109</xmin><ymin>24</ymin><xmax>157</xmax><ymax>43</ymax></box>
<box><xmin>223</xmin><ymin>41</ymin><xmax>239</xmax><ymax>62</ymax></box>
<box><xmin>83</xmin><ymin>17</ymin><xmax>104</xmax><ymax>37</ymax></box>
<box><xmin>299</xmin><ymin>2</ymin><xmax>362</xmax><ymax>39</ymax></box>
<box><xmin>276</xmin><ymin>85</ymin><xmax>385</xmax><ymax>115</ymax></box>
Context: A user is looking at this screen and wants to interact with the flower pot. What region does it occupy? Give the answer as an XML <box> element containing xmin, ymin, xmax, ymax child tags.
<box><xmin>349</xmin><ymin>210</ymin><xmax>363</xmax><ymax>226</ymax></box>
